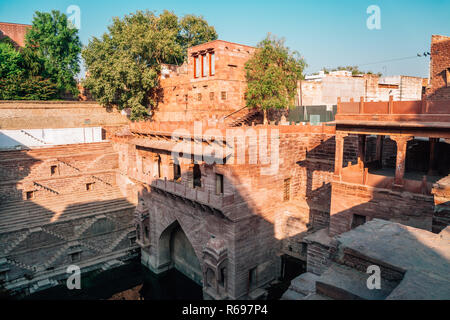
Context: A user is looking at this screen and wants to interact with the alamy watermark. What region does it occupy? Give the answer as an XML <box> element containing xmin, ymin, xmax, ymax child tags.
<box><xmin>67</xmin><ymin>5</ymin><xmax>81</xmax><ymax>30</ymax></box>
<box><xmin>66</xmin><ymin>265</ymin><xmax>81</xmax><ymax>290</ymax></box>
<box><xmin>366</xmin><ymin>265</ymin><xmax>381</xmax><ymax>290</ymax></box>
<box><xmin>171</xmin><ymin>122</ymin><xmax>280</xmax><ymax>175</ymax></box>
<box><xmin>366</xmin><ymin>5</ymin><xmax>381</xmax><ymax>30</ymax></box>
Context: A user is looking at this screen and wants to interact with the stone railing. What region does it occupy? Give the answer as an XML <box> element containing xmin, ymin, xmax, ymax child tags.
<box><xmin>340</xmin><ymin>164</ymin><xmax>433</xmax><ymax>195</ymax></box>
<box><xmin>129</xmin><ymin>120</ymin><xmax>336</xmax><ymax>138</ymax></box>
<box><xmin>336</xmin><ymin>96</ymin><xmax>450</xmax><ymax>122</ymax></box>
<box><xmin>150</xmin><ymin>178</ymin><xmax>235</xmax><ymax>210</ymax></box>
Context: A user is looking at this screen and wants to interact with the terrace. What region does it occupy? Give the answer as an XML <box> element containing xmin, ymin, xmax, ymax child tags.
<box><xmin>333</xmin><ymin>97</ymin><xmax>450</xmax><ymax>195</ymax></box>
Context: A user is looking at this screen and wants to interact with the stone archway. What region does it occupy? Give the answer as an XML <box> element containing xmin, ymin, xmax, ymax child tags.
<box><xmin>158</xmin><ymin>220</ymin><xmax>203</xmax><ymax>285</ymax></box>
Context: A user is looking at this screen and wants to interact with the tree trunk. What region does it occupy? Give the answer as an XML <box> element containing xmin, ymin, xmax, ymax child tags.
<box><xmin>263</xmin><ymin>109</ymin><xmax>268</xmax><ymax>124</ymax></box>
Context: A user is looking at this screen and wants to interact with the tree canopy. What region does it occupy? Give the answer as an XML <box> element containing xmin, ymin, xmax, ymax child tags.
<box><xmin>0</xmin><ymin>42</ymin><xmax>23</xmax><ymax>78</ymax></box>
<box><xmin>82</xmin><ymin>10</ymin><xmax>217</xmax><ymax>120</ymax></box>
<box><xmin>0</xmin><ymin>40</ymin><xmax>59</xmax><ymax>100</ymax></box>
<box><xmin>245</xmin><ymin>34</ymin><xmax>306</xmax><ymax>122</ymax></box>
<box><xmin>322</xmin><ymin>65</ymin><xmax>382</xmax><ymax>77</ymax></box>
<box><xmin>25</xmin><ymin>10</ymin><xmax>82</xmax><ymax>96</ymax></box>
<box><xmin>0</xmin><ymin>10</ymin><xmax>81</xmax><ymax>101</ymax></box>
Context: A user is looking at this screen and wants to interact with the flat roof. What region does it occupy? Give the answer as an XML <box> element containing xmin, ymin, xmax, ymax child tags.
<box><xmin>0</xmin><ymin>22</ymin><xmax>32</xmax><ymax>27</ymax></box>
<box><xmin>188</xmin><ymin>39</ymin><xmax>256</xmax><ymax>50</ymax></box>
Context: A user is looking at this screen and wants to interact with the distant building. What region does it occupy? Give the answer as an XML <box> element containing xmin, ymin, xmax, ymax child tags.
<box><xmin>291</xmin><ymin>70</ymin><xmax>426</xmax><ymax>124</ymax></box>
<box><xmin>299</xmin><ymin>70</ymin><xmax>425</xmax><ymax>106</ymax></box>
<box><xmin>0</xmin><ymin>22</ymin><xmax>31</xmax><ymax>47</ymax></box>
<box><xmin>156</xmin><ymin>40</ymin><xmax>256</xmax><ymax>122</ymax></box>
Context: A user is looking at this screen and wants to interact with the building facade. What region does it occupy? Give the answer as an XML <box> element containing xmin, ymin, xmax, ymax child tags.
<box><xmin>155</xmin><ymin>40</ymin><xmax>257</xmax><ymax>123</ymax></box>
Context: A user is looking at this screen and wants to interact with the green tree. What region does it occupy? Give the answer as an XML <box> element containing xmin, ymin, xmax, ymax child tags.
<box><xmin>178</xmin><ymin>14</ymin><xmax>218</xmax><ymax>58</ymax></box>
<box><xmin>0</xmin><ymin>42</ymin><xmax>24</xmax><ymax>78</ymax></box>
<box><xmin>322</xmin><ymin>65</ymin><xmax>382</xmax><ymax>77</ymax></box>
<box><xmin>245</xmin><ymin>34</ymin><xmax>306</xmax><ymax>123</ymax></box>
<box><xmin>0</xmin><ymin>75</ymin><xmax>58</xmax><ymax>100</ymax></box>
<box><xmin>25</xmin><ymin>10</ymin><xmax>82</xmax><ymax>96</ymax></box>
<box><xmin>82</xmin><ymin>10</ymin><xmax>217</xmax><ymax>120</ymax></box>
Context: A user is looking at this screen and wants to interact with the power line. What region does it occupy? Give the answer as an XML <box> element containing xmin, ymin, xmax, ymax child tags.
<box><xmin>317</xmin><ymin>52</ymin><xmax>430</xmax><ymax>74</ymax></box>
<box><xmin>358</xmin><ymin>55</ymin><xmax>420</xmax><ymax>67</ymax></box>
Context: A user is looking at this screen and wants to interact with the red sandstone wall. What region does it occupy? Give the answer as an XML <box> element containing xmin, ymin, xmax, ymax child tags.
<box><xmin>0</xmin><ymin>22</ymin><xmax>31</xmax><ymax>47</ymax></box>
<box><xmin>155</xmin><ymin>40</ymin><xmax>256</xmax><ymax>121</ymax></box>
<box><xmin>0</xmin><ymin>101</ymin><xmax>129</xmax><ymax>129</ymax></box>
<box><xmin>0</xmin><ymin>142</ymin><xmax>120</xmax><ymax>202</ymax></box>
<box><xmin>329</xmin><ymin>181</ymin><xmax>435</xmax><ymax>236</ymax></box>
<box><xmin>427</xmin><ymin>35</ymin><xmax>450</xmax><ymax>100</ymax></box>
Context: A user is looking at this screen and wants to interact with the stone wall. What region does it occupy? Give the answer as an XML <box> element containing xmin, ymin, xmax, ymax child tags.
<box><xmin>117</xmin><ymin>123</ymin><xmax>363</xmax><ymax>299</ymax></box>
<box><xmin>0</xmin><ymin>101</ymin><xmax>128</xmax><ymax>129</ymax></box>
<box><xmin>0</xmin><ymin>141</ymin><xmax>137</xmax><ymax>295</ymax></box>
<box><xmin>0</xmin><ymin>22</ymin><xmax>30</xmax><ymax>47</ymax></box>
<box><xmin>329</xmin><ymin>181</ymin><xmax>435</xmax><ymax>237</ymax></box>
<box><xmin>428</xmin><ymin>35</ymin><xmax>450</xmax><ymax>100</ymax></box>
<box><xmin>155</xmin><ymin>40</ymin><xmax>256</xmax><ymax>122</ymax></box>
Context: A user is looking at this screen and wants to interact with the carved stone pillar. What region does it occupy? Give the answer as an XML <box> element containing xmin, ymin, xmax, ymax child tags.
<box><xmin>357</xmin><ymin>134</ymin><xmax>366</xmax><ymax>169</ymax></box>
<box><xmin>334</xmin><ymin>132</ymin><xmax>348</xmax><ymax>178</ymax></box>
<box><xmin>187</xmin><ymin>163</ymin><xmax>195</xmax><ymax>188</ymax></box>
<box><xmin>153</xmin><ymin>154</ymin><xmax>161</xmax><ymax>178</ymax></box>
<box><xmin>428</xmin><ymin>138</ymin><xmax>439</xmax><ymax>176</ymax></box>
<box><xmin>391</xmin><ymin>136</ymin><xmax>413</xmax><ymax>187</ymax></box>
<box><xmin>375</xmin><ymin>135</ymin><xmax>384</xmax><ymax>168</ymax></box>
<box><xmin>168</xmin><ymin>157</ymin><xmax>175</xmax><ymax>181</ymax></box>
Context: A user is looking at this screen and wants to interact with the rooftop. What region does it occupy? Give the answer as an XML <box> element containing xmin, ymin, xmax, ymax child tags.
<box><xmin>336</xmin><ymin>219</ymin><xmax>450</xmax><ymax>299</ymax></box>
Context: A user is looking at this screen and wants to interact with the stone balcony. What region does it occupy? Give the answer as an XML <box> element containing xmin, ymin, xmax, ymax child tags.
<box><xmin>150</xmin><ymin>178</ymin><xmax>235</xmax><ymax>211</ymax></box>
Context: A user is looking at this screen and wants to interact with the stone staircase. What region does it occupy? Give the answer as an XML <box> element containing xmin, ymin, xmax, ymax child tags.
<box><xmin>104</xmin><ymin>227</ymin><xmax>135</xmax><ymax>253</ymax></box>
<box><xmin>6</xmin><ymin>257</ymin><xmax>37</xmax><ymax>272</ymax></box>
<box><xmin>20</xmin><ymin>130</ymin><xmax>48</xmax><ymax>145</ymax></box>
<box><xmin>0</xmin><ymin>188</ymin><xmax>134</xmax><ymax>233</ymax></box>
<box><xmin>38</xmin><ymin>215</ymin><xmax>123</xmax><ymax>271</ymax></box>
<box><xmin>314</xmin><ymin>263</ymin><xmax>398</xmax><ymax>300</ymax></box>
<box><xmin>57</xmin><ymin>158</ymin><xmax>114</xmax><ymax>187</ymax></box>
<box><xmin>282</xmin><ymin>244</ymin><xmax>403</xmax><ymax>300</ymax></box>
<box><xmin>3</xmin><ymin>230</ymin><xmax>31</xmax><ymax>255</ymax></box>
<box><xmin>33</xmin><ymin>181</ymin><xmax>60</xmax><ymax>195</ymax></box>
<box><xmin>39</xmin><ymin>243</ymin><xmax>72</xmax><ymax>271</ymax></box>
<box><xmin>222</xmin><ymin>107</ymin><xmax>261</xmax><ymax>127</ymax></box>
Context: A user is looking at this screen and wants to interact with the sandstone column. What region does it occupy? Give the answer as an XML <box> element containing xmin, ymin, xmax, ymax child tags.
<box><xmin>375</xmin><ymin>135</ymin><xmax>384</xmax><ymax>168</ymax></box>
<box><xmin>334</xmin><ymin>132</ymin><xmax>348</xmax><ymax>179</ymax></box>
<box><xmin>391</xmin><ymin>136</ymin><xmax>413</xmax><ymax>187</ymax></box>
<box><xmin>357</xmin><ymin>134</ymin><xmax>366</xmax><ymax>169</ymax></box>
<box><xmin>428</xmin><ymin>138</ymin><xmax>439</xmax><ymax>176</ymax></box>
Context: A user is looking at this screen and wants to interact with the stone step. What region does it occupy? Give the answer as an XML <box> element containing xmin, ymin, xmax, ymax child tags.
<box><xmin>0</xmin><ymin>194</ymin><xmax>126</xmax><ymax>219</ymax></box>
<box><xmin>0</xmin><ymin>198</ymin><xmax>132</xmax><ymax>226</ymax></box>
<box><xmin>315</xmin><ymin>263</ymin><xmax>397</xmax><ymax>300</ymax></box>
<box><xmin>280</xmin><ymin>290</ymin><xmax>306</xmax><ymax>300</ymax></box>
<box><xmin>0</xmin><ymin>189</ymin><xmax>124</xmax><ymax>211</ymax></box>
<box><xmin>280</xmin><ymin>272</ymin><xmax>319</xmax><ymax>300</ymax></box>
<box><xmin>0</xmin><ymin>201</ymin><xmax>135</xmax><ymax>233</ymax></box>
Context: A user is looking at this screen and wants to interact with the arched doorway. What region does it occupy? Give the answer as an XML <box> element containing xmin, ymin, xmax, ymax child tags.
<box><xmin>158</xmin><ymin>221</ymin><xmax>203</xmax><ymax>285</ymax></box>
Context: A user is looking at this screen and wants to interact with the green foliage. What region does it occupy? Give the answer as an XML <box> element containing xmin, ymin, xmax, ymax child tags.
<box><xmin>0</xmin><ymin>74</ymin><xmax>59</xmax><ymax>100</ymax></box>
<box><xmin>82</xmin><ymin>10</ymin><xmax>217</xmax><ymax>120</ymax></box>
<box><xmin>0</xmin><ymin>42</ymin><xmax>23</xmax><ymax>78</ymax></box>
<box><xmin>178</xmin><ymin>14</ymin><xmax>218</xmax><ymax>58</ymax></box>
<box><xmin>25</xmin><ymin>10</ymin><xmax>82</xmax><ymax>96</ymax></box>
<box><xmin>245</xmin><ymin>34</ymin><xmax>306</xmax><ymax>114</ymax></box>
<box><xmin>322</xmin><ymin>65</ymin><xmax>382</xmax><ymax>77</ymax></box>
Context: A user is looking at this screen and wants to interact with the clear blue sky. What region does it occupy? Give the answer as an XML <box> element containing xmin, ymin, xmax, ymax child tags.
<box><xmin>1</xmin><ymin>0</ymin><xmax>449</xmax><ymax>77</ymax></box>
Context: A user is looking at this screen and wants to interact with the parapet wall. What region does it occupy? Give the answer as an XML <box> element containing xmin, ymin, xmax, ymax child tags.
<box><xmin>0</xmin><ymin>101</ymin><xmax>129</xmax><ymax>129</ymax></box>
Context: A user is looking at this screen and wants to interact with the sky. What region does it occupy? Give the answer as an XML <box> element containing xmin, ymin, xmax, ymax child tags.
<box><xmin>1</xmin><ymin>0</ymin><xmax>449</xmax><ymax>78</ymax></box>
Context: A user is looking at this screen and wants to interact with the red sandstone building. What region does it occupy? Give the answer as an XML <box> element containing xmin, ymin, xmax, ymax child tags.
<box><xmin>0</xmin><ymin>22</ymin><xmax>31</xmax><ymax>47</ymax></box>
<box><xmin>156</xmin><ymin>40</ymin><xmax>258</xmax><ymax>124</ymax></box>
<box><xmin>0</xmin><ymin>35</ymin><xmax>448</xmax><ymax>300</ymax></box>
